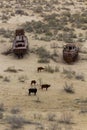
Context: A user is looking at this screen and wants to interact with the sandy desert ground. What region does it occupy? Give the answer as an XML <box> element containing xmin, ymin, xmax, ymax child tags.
<box><xmin>0</xmin><ymin>0</ymin><xmax>87</xmax><ymax>130</ymax></box>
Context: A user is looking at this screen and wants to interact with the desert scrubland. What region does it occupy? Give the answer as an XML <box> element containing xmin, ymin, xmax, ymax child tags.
<box><xmin>0</xmin><ymin>0</ymin><xmax>87</xmax><ymax>130</ymax></box>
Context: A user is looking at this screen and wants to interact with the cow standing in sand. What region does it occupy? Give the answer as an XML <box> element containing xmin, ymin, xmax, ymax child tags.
<box><xmin>37</xmin><ymin>67</ymin><xmax>45</xmax><ymax>72</ymax></box>
<box><xmin>31</xmin><ymin>80</ymin><xmax>37</xmax><ymax>86</ymax></box>
<box><xmin>28</xmin><ymin>88</ymin><xmax>37</xmax><ymax>95</ymax></box>
<box><xmin>41</xmin><ymin>84</ymin><xmax>51</xmax><ymax>90</ymax></box>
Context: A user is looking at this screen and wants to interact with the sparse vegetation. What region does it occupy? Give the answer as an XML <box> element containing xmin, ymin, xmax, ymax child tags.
<box><xmin>0</xmin><ymin>103</ymin><xmax>5</xmax><ymax>112</ymax></box>
<box><xmin>36</xmin><ymin>47</ymin><xmax>50</xmax><ymax>63</ymax></box>
<box><xmin>5</xmin><ymin>66</ymin><xmax>18</xmax><ymax>73</ymax></box>
<box><xmin>0</xmin><ymin>112</ymin><xmax>3</xmax><ymax>119</ymax></box>
<box><xmin>45</xmin><ymin>65</ymin><xmax>54</xmax><ymax>73</ymax></box>
<box><xmin>75</xmin><ymin>73</ymin><xmax>85</xmax><ymax>81</ymax></box>
<box><xmin>18</xmin><ymin>75</ymin><xmax>28</xmax><ymax>83</ymax></box>
<box><xmin>0</xmin><ymin>1</ymin><xmax>87</xmax><ymax>130</ymax></box>
<box><xmin>62</xmin><ymin>68</ymin><xmax>75</xmax><ymax>79</ymax></box>
<box><xmin>59</xmin><ymin>112</ymin><xmax>73</xmax><ymax>124</ymax></box>
<box><xmin>6</xmin><ymin>115</ymin><xmax>26</xmax><ymax>129</ymax></box>
<box><xmin>3</xmin><ymin>76</ymin><xmax>10</xmax><ymax>82</ymax></box>
<box><xmin>80</xmin><ymin>105</ymin><xmax>87</xmax><ymax>113</ymax></box>
<box><xmin>63</xmin><ymin>82</ymin><xmax>75</xmax><ymax>93</ymax></box>
<box><xmin>11</xmin><ymin>107</ymin><xmax>20</xmax><ymax>114</ymax></box>
<box><xmin>47</xmin><ymin>113</ymin><xmax>56</xmax><ymax>121</ymax></box>
<box><xmin>45</xmin><ymin>65</ymin><xmax>59</xmax><ymax>73</ymax></box>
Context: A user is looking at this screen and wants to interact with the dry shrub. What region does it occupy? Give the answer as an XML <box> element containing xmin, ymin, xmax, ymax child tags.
<box><xmin>15</xmin><ymin>9</ymin><xmax>25</xmax><ymax>15</ymax></box>
<box><xmin>35</xmin><ymin>97</ymin><xmax>41</xmax><ymax>103</ymax></box>
<box><xmin>34</xmin><ymin>6</ymin><xmax>43</xmax><ymax>13</ymax></box>
<box><xmin>50</xmin><ymin>42</ymin><xmax>59</xmax><ymax>48</ymax></box>
<box><xmin>0</xmin><ymin>103</ymin><xmax>5</xmax><ymax>111</ymax></box>
<box><xmin>36</xmin><ymin>47</ymin><xmax>50</xmax><ymax>58</ymax></box>
<box><xmin>36</xmin><ymin>47</ymin><xmax>50</xmax><ymax>63</ymax></box>
<box><xmin>63</xmin><ymin>68</ymin><xmax>75</xmax><ymax>79</ymax></box>
<box><xmin>35</xmin><ymin>124</ymin><xmax>44</xmax><ymax>130</ymax></box>
<box><xmin>6</xmin><ymin>116</ymin><xmax>24</xmax><ymax>129</ymax></box>
<box><xmin>80</xmin><ymin>105</ymin><xmax>87</xmax><ymax>113</ymax></box>
<box><xmin>0</xmin><ymin>112</ymin><xmax>3</xmax><ymax>119</ymax></box>
<box><xmin>45</xmin><ymin>65</ymin><xmax>54</xmax><ymax>73</ymax></box>
<box><xmin>64</xmin><ymin>82</ymin><xmax>74</xmax><ymax>94</ymax></box>
<box><xmin>5</xmin><ymin>66</ymin><xmax>18</xmax><ymax>73</ymax></box>
<box><xmin>0</xmin><ymin>75</ymin><xmax>3</xmax><ymax>79</ymax></box>
<box><xmin>38</xmin><ymin>58</ymin><xmax>50</xmax><ymax>63</ymax></box>
<box><xmin>45</xmin><ymin>65</ymin><xmax>59</xmax><ymax>73</ymax></box>
<box><xmin>49</xmin><ymin>123</ymin><xmax>62</xmax><ymax>130</ymax></box>
<box><xmin>3</xmin><ymin>76</ymin><xmax>10</xmax><ymax>82</ymax></box>
<box><xmin>75</xmin><ymin>73</ymin><xmax>85</xmax><ymax>81</ymax></box>
<box><xmin>33</xmin><ymin>113</ymin><xmax>42</xmax><ymax>120</ymax></box>
<box><xmin>11</xmin><ymin>107</ymin><xmax>20</xmax><ymax>114</ymax></box>
<box><xmin>51</xmin><ymin>49</ymin><xmax>59</xmax><ymax>62</ymax></box>
<box><xmin>18</xmin><ymin>75</ymin><xmax>28</xmax><ymax>82</ymax></box>
<box><xmin>2</xmin><ymin>48</ymin><xmax>12</xmax><ymax>55</ymax></box>
<box><xmin>47</xmin><ymin>113</ymin><xmax>56</xmax><ymax>121</ymax></box>
<box><xmin>54</xmin><ymin>66</ymin><xmax>59</xmax><ymax>72</ymax></box>
<box><xmin>59</xmin><ymin>112</ymin><xmax>73</xmax><ymax>124</ymax></box>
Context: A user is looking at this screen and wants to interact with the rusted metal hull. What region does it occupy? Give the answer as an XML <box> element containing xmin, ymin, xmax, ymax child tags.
<box><xmin>13</xmin><ymin>47</ymin><xmax>28</xmax><ymax>56</ymax></box>
<box><xmin>63</xmin><ymin>51</ymin><xmax>78</xmax><ymax>63</ymax></box>
<box><xmin>13</xmin><ymin>33</ymin><xmax>28</xmax><ymax>58</ymax></box>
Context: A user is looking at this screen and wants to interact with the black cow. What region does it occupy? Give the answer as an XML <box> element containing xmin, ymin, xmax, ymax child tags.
<box><xmin>31</xmin><ymin>80</ymin><xmax>37</xmax><ymax>85</ymax></box>
<box><xmin>28</xmin><ymin>88</ymin><xmax>37</xmax><ymax>95</ymax></box>
<box><xmin>41</xmin><ymin>84</ymin><xmax>50</xmax><ymax>90</ymax></box>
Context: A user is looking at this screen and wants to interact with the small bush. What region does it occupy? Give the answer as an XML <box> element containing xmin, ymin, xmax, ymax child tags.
<box><xmin>15</xmin><ymin>9</ymin><xmax>25</xmax><ymax>15</ymax></box>
<box><xmin>80</xmin><ymin>105</ymin><xmax>87</xmax><ymax>113</ymax></box>
<box><xmin>63</xmin><ymin>82</ymin><xmax>74</xmax><ymax>94</ymax></box>
<box><xmin>1</xmin><ymin>15</ymin><xmax>9</xmax><ymax>21</ymax></box>
<box><xmin>0</xmin><ymin>103</ymin><xmax>5</xmax><ymax>111</ymax></box>
<box><xmin>47</xmin><ymin>113</ymin><xmax>56</xmax><ymax>121</ymax></box>
<box><xmin>0</xmin><ymin>28</ymin><xmax>6</xmax><ymax>35</ymax></box>
<box><xmin>3</xmin><ymin>30</ymin><xmax>13</xmax><ymax>38</ymax></box>
<box><xmin>11</xmin><ymin>107</ymin><xmax>20</xmax><ymax>114</ymax></box>
<box><xmin>55</xmin><ymin>66</ymin><xmax>59</xmax><ymax>72</ymax></box>
<box><xmin>38</xmin><ymin>58</ymin><xmax>50</xmax><ymax>63</ymax></box>
<box><xmin>3</xmin><ymin>76</ymin><xmax>10</xmax><ymax>82</ymax></box>
<box><xmin>35</xmin><ymin>124</ymin><xmax>44</xmax><ymax>130</ymax></box>
<box><xmin>63</xmin><ymin>68</ymin><xmax>75</xmax><ymax>79</ymax></box>
<box><xmin>75</xmin><ymin>73</ymin><xmax>85</xmax><ymax>81</ymax></box>
<box><xmin>36</xmin><ymin>47</ymin><xmax>50</xmax><ymax>58</ymax></box>
<box><xmin>45</xmin><ymin>65</ymin><xmax>54</xmax><ymax>73</ymax></box>
<box><xmin>0</xmin><ymin>112</ymin><xmax>3</xmax><ymax>119</ymax></box>
<box><xmin>34</xmin><ymin>97</ymin><xmax>41</xmax><ymax>103</ymax></box>
<box><xmin>18</xmin><ymin>75</ymin><xmax>28</xmax><ymax>82</ymax></box>
<box><xmin>5</xmin><ymin>66</ymin><xmax>18</xmax><ymax>73</ymax></box>
<box><xmin>6</xmin><ymin>116</ymin><xmax>24</xmax><ymax>129</ymax></box>
<box><xmin>0</xmin><ymin>75</ymin><xmax>3</xmax><ymax>79</ymax></box>
<box><xmin>2</xmin><ymin>48</ymin><xmax>12</xmax><ymax>55</ymax></box>
<box><xmin>34</xmin><ymin>6</ymin><xmax>43</xmax><ymax>13</ymax></box>
<box><xmin>59</xmin><ymin>112</ymin><xmax>73</xmax><ymax>124</ymax></box>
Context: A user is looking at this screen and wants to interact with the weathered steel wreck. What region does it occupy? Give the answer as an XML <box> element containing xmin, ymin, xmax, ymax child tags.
<box><xmin>63</xmin><ymin>43</ymin><xmax>79</xmax><ymax>63</ymax></box>
<box><xmin>13</xmin><ymin>29</ymin><xmax>28</xmax><ymax>58</ymax></box>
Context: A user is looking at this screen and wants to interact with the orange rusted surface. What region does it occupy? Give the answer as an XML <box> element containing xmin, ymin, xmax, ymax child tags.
<box><xmin>63</xmin><ymin>43</ymin><xmax>79</xmax><ymax>63</ymax></box>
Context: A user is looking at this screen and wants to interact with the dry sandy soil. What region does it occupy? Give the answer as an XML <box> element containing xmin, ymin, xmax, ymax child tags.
<box><xmin>0</xmin><ymin>0</ymin><xmax>87</xmax><ymax>130</ymax></box>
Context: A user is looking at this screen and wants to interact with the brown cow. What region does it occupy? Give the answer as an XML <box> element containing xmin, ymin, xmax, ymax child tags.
<box><xmin>41</xmin><ymin>84</ymin><xmax>50</xmax><ymax>90</ymax></box>
<box><xmin>37</xmin><ymin>67</ymin><xmax>45</xmax><ymax>72</ymax></box>
<box><xmin>31</xmin><ymin>80</ymin><xmax>37</xmax><ymax>85</ymax></box>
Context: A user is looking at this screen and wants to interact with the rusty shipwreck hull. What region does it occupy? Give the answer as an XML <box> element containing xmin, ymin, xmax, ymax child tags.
<box><xmin>13</xmin><ymin>37</ymin><xmax>28</xmax><ymax>55</ymax></box>
<box><xmin>13</xmin><ymin>29</ymin><xmax>29</xmax><ymax>58</ymax></box>
<box><xmin>63</xmin><ymin>50</ymin><xmax>78</xmax><ymax>63</ymax></box>
<box><xmin>63</xmin><ymin>44</ymin><xmax>79</xmax><ymax>63</ymax></box>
